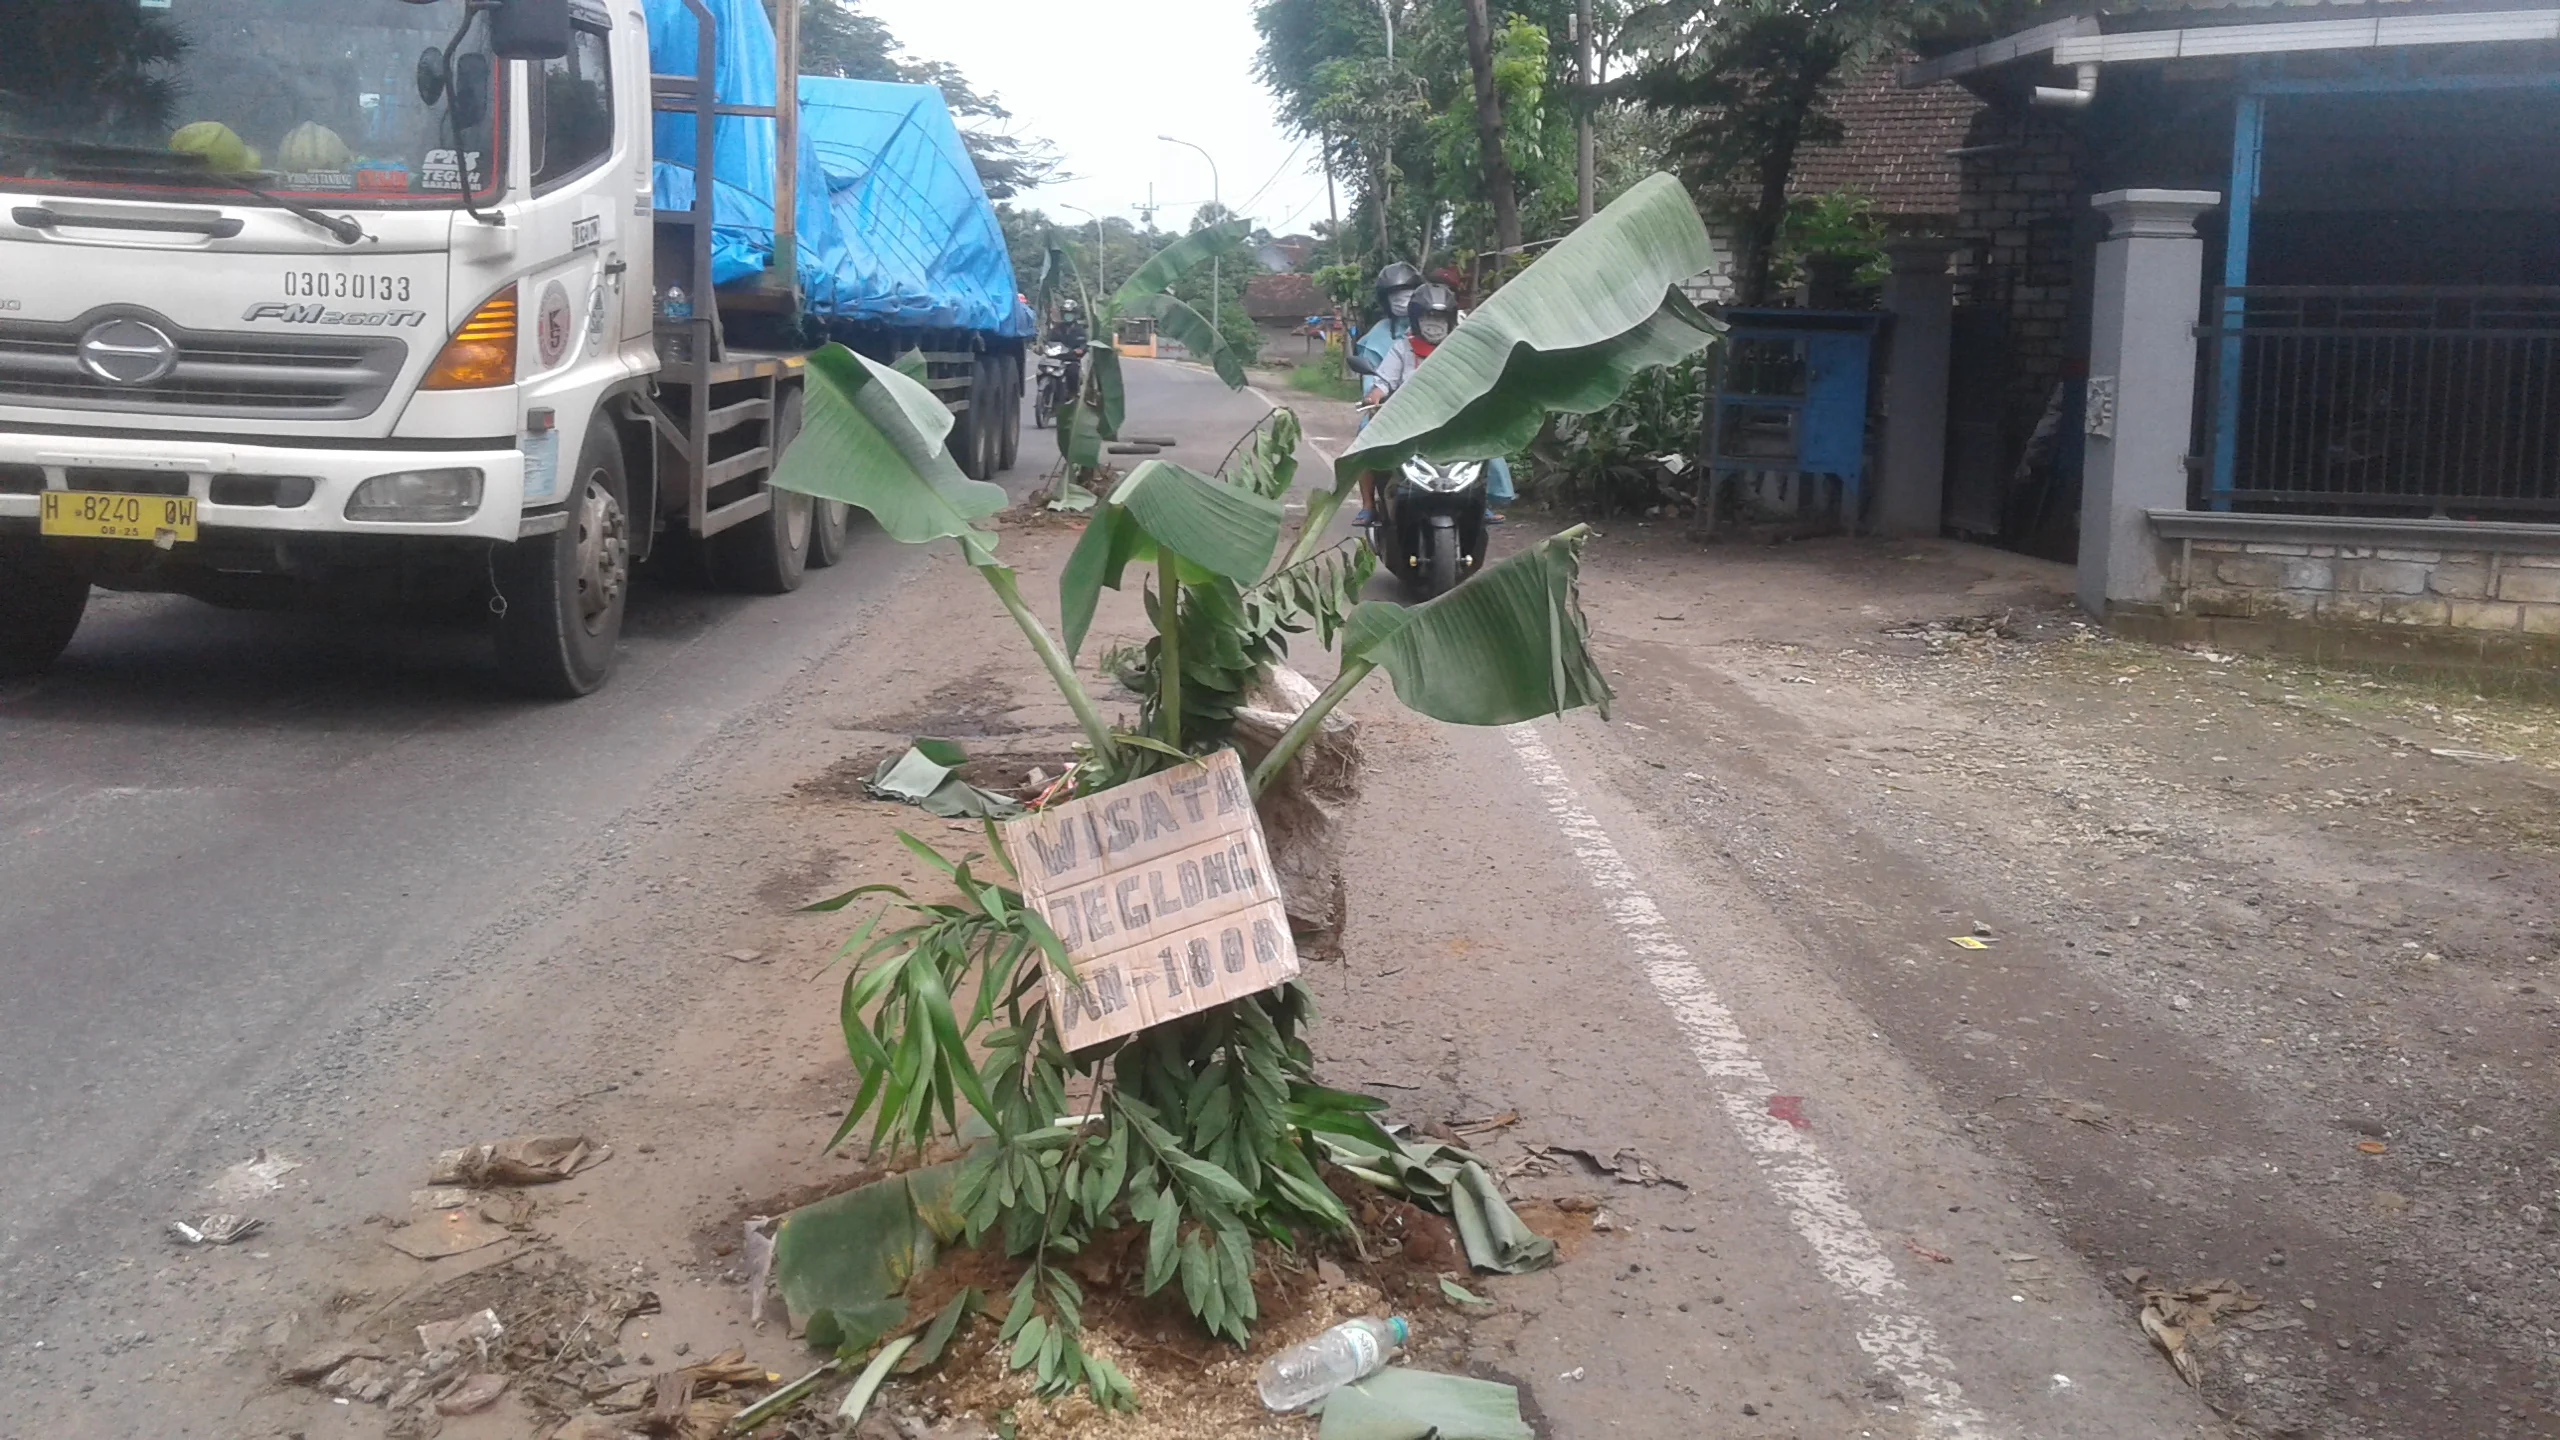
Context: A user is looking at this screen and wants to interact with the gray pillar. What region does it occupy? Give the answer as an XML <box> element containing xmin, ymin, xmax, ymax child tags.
<box><xmin>2078</xmin><ymin>189</ymin><xmax>2219</xmax><ymax>615</ymax></box>
<box><xmin>1875</xmin><ymin>239</ymin><xmax>1960</xmax><ymax>537</ymax></box>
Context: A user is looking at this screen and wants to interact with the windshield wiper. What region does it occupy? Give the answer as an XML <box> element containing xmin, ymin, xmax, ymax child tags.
<box><xmin>0</xmin><ymin>134</ymin><xmax>372</xmax><ymax>245</ymax></box>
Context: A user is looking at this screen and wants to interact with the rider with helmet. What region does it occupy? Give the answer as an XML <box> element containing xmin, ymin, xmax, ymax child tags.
<box><xmin>1356</xmin><ymin>261</ymin><xmax>1423</xmax><ymax>375</ymax></box>
<box><xmin>1358</xmin><ymin>282</ymin><xmax>1514</xmax><ymax>523</ymax></box>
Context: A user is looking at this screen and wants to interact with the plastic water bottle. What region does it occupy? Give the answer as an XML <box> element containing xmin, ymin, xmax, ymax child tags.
<box><xmin>659</xmin><ymin>284</ymin><xmax>691</xmax><ymax>321</ymax></box>
<box><xmin>1256</xmin><ymin>1315</ymin><xmax>1407</xmax><ymax>1411</ymax></box>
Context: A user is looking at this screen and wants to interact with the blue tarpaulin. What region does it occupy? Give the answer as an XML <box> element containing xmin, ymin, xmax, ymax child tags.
<box><xmin>641</xmin><ymin>0</ymin><xmax>1025</xmax><ymax>335</ymax></box>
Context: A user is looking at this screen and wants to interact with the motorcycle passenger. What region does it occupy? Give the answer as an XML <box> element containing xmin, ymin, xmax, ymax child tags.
<box><xmin>1357</xmin><ymin>284</ymin><xmax>1516</xmax><ymax>523</ymax></box>
<box><xmin>1355</xmin><ymin>261</ymin><xmax>1422</xmax><ymax>374</ymax></box>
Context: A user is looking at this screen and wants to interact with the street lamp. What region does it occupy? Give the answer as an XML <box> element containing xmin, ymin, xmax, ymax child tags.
<box><xmin>1059</xmin><ymin>202</ymin><xmax>1106</xmax><ymax>297</ymax></box>
<box><xmin>1157</xmin><ymin>134</ymin><xmax>1223</xmax><ymax>339</ymax></box>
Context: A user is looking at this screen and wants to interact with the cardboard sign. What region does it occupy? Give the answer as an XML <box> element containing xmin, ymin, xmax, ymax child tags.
<box><xmin>1001</xmin><ymin>749</ymin><xmax>1299</xmax><ymax>1049</ymax></box>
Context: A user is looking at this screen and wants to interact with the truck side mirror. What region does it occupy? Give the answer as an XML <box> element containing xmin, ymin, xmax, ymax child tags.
<box><xmin>487</xmin><ymin>0</ymin><xmax>573</xmax><ymax>61</ymax></box>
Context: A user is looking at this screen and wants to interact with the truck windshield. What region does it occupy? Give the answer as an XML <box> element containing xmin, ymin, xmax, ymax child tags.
<box><xmin>0</xmin><ymin>0</ymin><xmax>501</xmax><ymax>207</ymax></box>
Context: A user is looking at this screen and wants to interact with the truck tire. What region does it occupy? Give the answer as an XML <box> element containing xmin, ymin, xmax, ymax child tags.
<box><xmin>949</xmin><ymin>358</ymin><xmax>990</xmax><ymax>481</ymax></box>
<box><xmin>494</xmin><ymin>423</ymin><xmax>630</xmax><ymax>698</ymax></box>
<box><xmin>997</xmin><ymin>353</ymin><xmax>1021</xmax><ymax>472</ymax></box>
<box><xmin>711</xmin><ymin>387</ymin><xmax>810</xmax><ymax>595</ymax></box>
<box><xmin>0</xmin><ymin>541</ymin><xmax>89</xmax><ymax>677</ymax></box>
<box><xmin>807</xmin><ymin>498</ymin><xmax>852</xmax><ymax>568</ymax></box>
<box><xmin>976</xmin><ymin>355</ymin><xmax>1004</xmax><ymax>479</ymax></box>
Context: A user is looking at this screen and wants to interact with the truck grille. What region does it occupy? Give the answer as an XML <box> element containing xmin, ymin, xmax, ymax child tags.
<box><xmin>0</xmin><ymin>311</ymin><xmax>407</xmax><ymax>422</ymax></box>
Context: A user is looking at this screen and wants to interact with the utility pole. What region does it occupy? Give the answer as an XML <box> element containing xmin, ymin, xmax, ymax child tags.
<box><xmin>1322</xmin><ymin>127</ymin><xmax>1340</xmax><ymax>266</ymax></box>
<box><xmin>771</xmin><ymin>0</ymin><xmax>802</xmax><ymax>295</ymax></box>
<box><xmin>1061</xmin><ymin>203</ymin><xmax>1106</xmax><ymax>296</ymax></box>
<box><xmin>1575</xmin><ymin>0</ymin><xmax>1595</xmax><ymax>223</ymax></box>
<box><xmin>1377</xmin><ymin>0</ymin><xmax>1397</xmax><ymax>264</ymax></box>
<box><xmin>1158</xmin><ymin>135</ymin><xmax>1223</xmax><ymax>339</ymax></box>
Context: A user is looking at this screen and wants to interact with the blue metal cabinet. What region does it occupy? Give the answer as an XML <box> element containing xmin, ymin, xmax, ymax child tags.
<box><xmin>1707</xmin><ymin>308</ymin><xmax>1883</xmax><ymax>531</ymax></box>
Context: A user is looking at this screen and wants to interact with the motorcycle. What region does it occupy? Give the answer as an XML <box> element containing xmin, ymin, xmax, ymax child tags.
<box><xmin>1346</xmin><ymin>352</ymin><xmax>1489</xmax><ymax>597</ymax></box>
<box><xmin>1032</xmin><ymin>341</ymin><xmax>1082</xmax><ymax>429</ymax></box>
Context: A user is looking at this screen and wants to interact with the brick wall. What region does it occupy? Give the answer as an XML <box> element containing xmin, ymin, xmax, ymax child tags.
<box><xmin>2179</xmin><ymin>539</ymin><xmax>2560</xmax><ymax>636</ymax></box>
<box><xmin>1955</xmin><ymin>105</ymin><xmax>2088</xmax><ymax>427</ymax></box>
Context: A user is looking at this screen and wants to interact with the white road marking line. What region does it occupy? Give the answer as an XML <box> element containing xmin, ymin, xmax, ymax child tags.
<box><xmin>1505</xmin><ymin>723</ymin><xmax>2000</xmax><ymax>1440</ymax></box>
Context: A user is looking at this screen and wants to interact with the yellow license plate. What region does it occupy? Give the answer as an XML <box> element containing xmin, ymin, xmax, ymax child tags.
<box><xmin>40</xmin><ymin>490</ymin><xmax>197</xmax><ymax>543</ymax></box>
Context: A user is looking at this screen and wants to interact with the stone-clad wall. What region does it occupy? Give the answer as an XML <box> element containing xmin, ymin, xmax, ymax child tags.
<box><xmin>2180</xmin><ymin>538</ymin><xmax>2560</xmax><ymax>635</ymax></box>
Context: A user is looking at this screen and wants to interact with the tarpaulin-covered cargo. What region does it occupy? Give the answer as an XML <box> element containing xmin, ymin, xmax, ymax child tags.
<box><xmin>640</xmin><ymin>0</ymin><xmax>1026</xmax><ymax>336</ymax></box>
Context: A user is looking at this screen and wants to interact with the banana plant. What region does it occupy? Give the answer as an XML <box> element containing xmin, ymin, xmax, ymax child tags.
<box><xmin>770</xmin><ymin>171</ymin><xmax>1724</xmax><ymax>1403</ymax></box>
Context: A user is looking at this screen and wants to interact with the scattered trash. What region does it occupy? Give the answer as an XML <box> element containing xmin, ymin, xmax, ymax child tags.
<box><xmin>383</xmin><ymin>1209</ymin><xmax>513</xmax><ymax>1260</ymax></box>
<box><xmin>1260</xmin><ymin>1316</ymin><xmax>1407</xmax><ymax>1412</ymax></box>
<box><xmin>1505</xmin><ymin>1144</ymin><xmax>1682</xmax><ymax>1189</ymax></box>
<box><xmin>1045</xmin><ymin>485</ymin><xmax>1097</xmax><ymax>514</ymax></box>
<box><xmin>1589</xmin><ymin>1209</ymin><xmax>1619</xmax><ymax>1233</ymax></box>
<box><xmin>1558</xmin><ymin>1368</ymin><xmax>1585</xmax><ymax>1382</ymax></box>
<box><xmin>1315</xmin><ymin>1367</ymin><xmax>1534</xmax><ymax>1440</ymax></box>
<box><xmin>1449</xmin><ymin>1111</ymin><xmax>1520</xmax><ymax>1137</ymax></box>
<box><xmin>1948</xmin><ymin>935</ymin><xmax>1993</xmax><ymax>950</ymax></box>
<box><xmin>2050</xmin><ymin>1373</ymin><xmax>2075</xmax><ymax>1393</ymax></box>
<box><xmin>435</xmin><ymin>1373</ymin><xmax>508</xmax><ymax>1415</ymax></box>
<box><xmin>414</xmin><ymin>1309</ymin><xmax>504</xmax><ymax>1355</ymax></box>
<box><xmin>1766</xmin><ymin>1096</ymin><xmax>1811</xmax><ymax>1131</ymax></box>
<box><xmin>318</xmin><ymin>1356</ymin><xmax>401</xmax><ymax>1403</ymax></box>
<box><xmin>170</xmin><ymin>1213</ymin><xmax>262</xmax><ymax>1246</ymax></box>
<box><xmin>2428</xmin><ymin>747</ymin><xmax>2514</xmax><ymax>763</ymax></box>
<box><xmin>2134</xmin><ymin>1277</ymin><xmax>2262</xmax><ymax>1386</ymax></box>
<box><xmin>2356</xmin><ymin>1140</ymin><xmax>2388</xmax><ymax>1156</ymax></box>
<box><xmin>743</xmin><ymin>1215</ymin><xmax>779</xmax><ymax>1325</ymax></box>
<box><xmin>281</xmin><ymin>1341</ymin><xmax>386</xmax><ymax>1383</ymax></box>
<box><xmin>724</xmin><ymin>948</ymin><xmax>767</xmax><ymax>963</ymax></box>
<box><xmin>728</xmin><ymin>1358</ymin><xmax>847</xmax><ymax>1434</ymax></box>
<box><xmin>862</xmin><ymin>740</ymin><xmax>1024</xmax><ymax>819</ymax></box>
<box><xmin>208</xmin><ymin>1150</ymin><xmax>301</xmax><ymax>1205</ymax></box>
<box><xmin>427</xmin><ymin>1134</ymin><xmax>610</xmax><ymax>1187</ymax></box>
<box><xmin>411</xmin><ymin>1188</ymin><xmax>474</xmax><ymax>1211</ymax></box>
<box><xmin>2048</xmin><ymin>1098</ymin><xmax>2116</xmax><ymax>1130</ymax></box>
<box><xmin>1439</xmin><ymin>1277</ymin><xmax>1493</xmax><ymax>1310</ymax></box>
<box><xmin>1904</xmin><ymin>1238</ymin><xmax>1953</xmax><ymax>1265</ymax></box>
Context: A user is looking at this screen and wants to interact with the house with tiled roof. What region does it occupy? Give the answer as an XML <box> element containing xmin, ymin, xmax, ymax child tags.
<box><xmin>1788</xmin><ymin>60</ymin><xmax>1979</xmax><ymax>228</ymax></box>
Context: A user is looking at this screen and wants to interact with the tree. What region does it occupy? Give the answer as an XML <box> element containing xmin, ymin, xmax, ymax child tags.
<box><xmin>1605</xmin><ymin>0</ymin><xmax>1984</xmax><ymax>303</ymax></box>
<box><xmin>1460</xmin><ymin>0</ymin><xmax>1524</xmax><ymax>252</ymax></box>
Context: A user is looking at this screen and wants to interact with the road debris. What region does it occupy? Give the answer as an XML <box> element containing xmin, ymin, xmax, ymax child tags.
<box><xmin>2132</xmin><ymin>1276</ymin><xmax>2262</xmax><ymax>1386</ymax></box>
<box><xmin>434</xmin><ymin>1372</ymin><xmax>508</xmax><ymax>1415</ymax></box>
<box><xmin>414</xmin><ymin>1308</ymin><xmax>503</xmax><ymax>1355</ymax></box>
<box><xmin>1765</xmin><ymin>1096</ymin><xmax>1811</xmax><ymax>1131</ymax></box>
<box><xmin>863</xmin><ymin>740</ymin><xmax>1024</xmax><ymax>819</ymax></box>
<box><xmin>834</xmin><ymin>1334</ymin><xmax>916</xmax><ymax>1425</ymax></box>
<box><xmin>1904</xmin><ymin>1238</ymin><xmax>1953</xmax><ymax>1265</ymax></box>
<box><xmin>1947</xmin><ymin>935</ymin><xmax>1993</xmax><ymax>950</ymax></box>
<box><xmin>742</xmin><ymin>1215</ymin><xmax>778</xmax><ymax>1325</ymax></box>
<box><xmin>208</xmin><ymin>1150</ymin><xmax>301</xmax><ymax>1204</ymax></box>
<box><xmin>1449</xmin><ymin>1111</ymin><xmax>1520</xmax><ymax>1137</ymax></box>
<box><xmin>724</xmin><ymin>948</ymin><xmax>767</xmax><ymax>963</ymax></box>
<box><xmin>428</xmin><ymin>1134</ymin><xmax>611</xmax><ymax>1186</ymax></box>
<box><xmin>1312</xmin><ymin>1130</ymin><xmax>1556</xmax><ymax>1273</ymax></box>
<box><xmin>1439</xmin><ymin>1277</ymin><xmax>1494</xmax><ymax>1309</ymax></box>
<box><xmin>2356</xmin><ymin>1140</ymin><xmax>2388</xmax><ymax>1155</ymax></box>
<box><xmin>169</xmin><ymin>1213</ymin><xmax>262</xmax><ymax>1246</ymax></box>
<box><xmin>1504</xmin><ymin>1143</ymin><xmax>1682</xmax><ymax>1188</ymax></box>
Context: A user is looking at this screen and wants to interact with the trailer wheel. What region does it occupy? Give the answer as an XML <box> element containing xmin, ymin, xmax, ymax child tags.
<box><xmin>949</xmin><ymin>357</ymin><xmax>990</xmax><ymax>481</ymax></box>
<box><xmin>975</xmin><ymin>355</ymin><xmax>1004</xmax><ymax>480</ymax></box>
<box><xmin>0</xmin><ymin>541</ymin><xmax>89</xmax><ymax>677</ymax></box>
<box><xmin>494</xmin><ymin>423</ymin><xmax>630</xmax><ymax>698</ymax></box>
<box><xmin>996</xmin><ymin>353</ymin><xmax>1022</xmax><ymax>472</ymax></box>
<box><xmin>711</xmin><ymin>387</ymin><xmax>811</xmax><ymax>595</ymax></box>
<box><xmin>807</xmin><ymin>499</ymin><xmax>851</xmax><ymax>568</ymax></box>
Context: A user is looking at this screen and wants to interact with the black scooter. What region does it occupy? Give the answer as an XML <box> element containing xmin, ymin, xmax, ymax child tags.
<box><xmin>1346</xmin><ymin>351</ymin><xmax>1490</xmax><ymax>597</ymax></box>
<box><xmin>1032</xmin><ymin>341</ymin><xmax>1082</xmax><ymax>429</ymax></box>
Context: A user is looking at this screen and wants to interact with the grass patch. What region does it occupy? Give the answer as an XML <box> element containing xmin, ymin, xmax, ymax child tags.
<box><xmin>1285</xmin><ymin>358</ymin><xmax>1361</xmax><ymax>402</ymax></box>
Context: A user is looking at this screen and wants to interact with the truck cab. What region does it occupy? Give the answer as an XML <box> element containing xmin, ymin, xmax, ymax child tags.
<box><xmin>0</xmin><ymin>0</ymin><xmax>1010</xmax><ymax>695</ymax></box>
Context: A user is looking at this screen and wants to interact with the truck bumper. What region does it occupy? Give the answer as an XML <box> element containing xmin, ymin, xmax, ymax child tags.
<box><xmin>0</xmin><ymin>431</ymin><xmax>531</xmax><ymax>543</ymax></box>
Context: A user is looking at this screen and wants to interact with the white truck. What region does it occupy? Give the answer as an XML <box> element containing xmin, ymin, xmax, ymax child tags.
<box><xmin>0</xmin><ymin>0</ymin><xmax>1027</xmax><ymax>695</ymax></box>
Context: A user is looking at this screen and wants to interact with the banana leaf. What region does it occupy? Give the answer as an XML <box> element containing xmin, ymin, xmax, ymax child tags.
<box><xmin>1058</xmin><ymin>460</ymin><xmax>1284</xmax><ymax>657</ymax></box>
<box><xmin>1108</xmin><ymin>220</ymin><xmax>1247</xmax><ymax>312</ymax></box>
<box><xmin>1123</xmin><ymin>292</ymin><xmax>1247</xmax><ymax>389</ymax></box>
<box><xmin>773</xmin><ymin>1163</ymin><xmax>964</xmax><ymax>1352</ymax></box>
<box><xmin>774</xmin><ymin>344</ymin><xmax>1006</xmax><ymax>565</ymax></box>
<box><xmin>1334</xmin><ymin>173</ymin><xmax>1722</xmax><ymax>491</ymax></box>
<box><xmin>1222</xmin><ymin>409</ymin><xmax>1302</xmax><ymax>500</ymax></box>
<box><xmin>1342</xmin><ymin>528</ymin><xmax>1611</xmax><ymax>725</ymax></box>
<box><xmin>1316</xmin><ymin>1370</ymin><xmax>1533</xmax><ymax>1440</ymax></box>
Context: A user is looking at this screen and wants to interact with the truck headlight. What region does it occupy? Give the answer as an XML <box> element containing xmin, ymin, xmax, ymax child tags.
<box><xmin>346</xmin><ymin>467</ymin><xmax>484</xmax><ymax>522</ymax></box>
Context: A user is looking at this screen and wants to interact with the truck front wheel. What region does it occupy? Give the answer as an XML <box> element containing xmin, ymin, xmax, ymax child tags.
<box><xmin>494</xmin><ymin>424</ymin><xmax>630</xmax><ymax>698</ymax></box>
<box><xmin>0</xmin><ymin>541</ymin><xmax>90</xmax><ymax>677</ymax></box>
<box><xmin>996</xmin><ymin>353</ymin><xmax>1022</xmax><ymax>472</ymax></box>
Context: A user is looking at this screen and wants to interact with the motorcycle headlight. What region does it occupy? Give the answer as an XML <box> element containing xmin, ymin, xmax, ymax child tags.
<box><xmin>1398</xmin><ymin>457</ymin><xmax>1484</xmax><ymax>494</ymax></box>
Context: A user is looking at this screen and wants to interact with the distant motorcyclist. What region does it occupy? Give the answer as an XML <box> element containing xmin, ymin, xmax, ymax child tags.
<box><xmin>1049</xmin><ymin>296</ymin><xmax>1088</xmax><ymax>351</ymax></box>
<box><xmin>1354</xmin><ymin>261</ymin><xmax>1421</xmax><ymax>375</ymax></box>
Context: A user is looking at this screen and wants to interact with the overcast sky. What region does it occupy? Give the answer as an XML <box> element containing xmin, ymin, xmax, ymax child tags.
<box><xmin>862</xmin><ymin>0</ymin><xmax>1337</xmax><ymax>237</ymax></box>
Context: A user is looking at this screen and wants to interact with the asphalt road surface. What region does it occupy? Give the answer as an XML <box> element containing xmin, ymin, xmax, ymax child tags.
<box><xmin>0</xmin><ymin>362</ymin><xmax>2243</xmax><ymax>1440</ymax></box>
